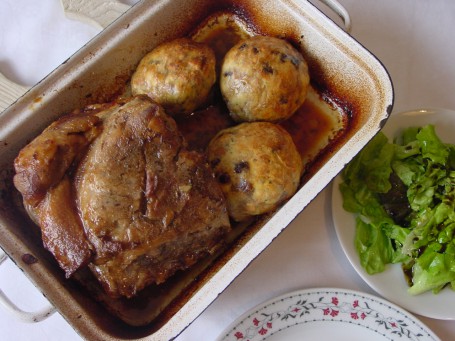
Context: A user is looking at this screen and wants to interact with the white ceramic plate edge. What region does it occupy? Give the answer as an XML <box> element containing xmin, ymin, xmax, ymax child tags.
<box><xmin>216</xmin><ymin>287</ymin><xmax>440</xmax><ymax>341</ymax></box>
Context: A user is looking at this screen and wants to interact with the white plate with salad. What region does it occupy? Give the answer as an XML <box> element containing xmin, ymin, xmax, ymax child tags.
<box><xmin>217</xmin><ymin>288</ymin><xmax>440</xmax><ymax>340</ymax></box>
<box><xmin>332</xmin><ymin>108</ymin><xmax>455</xmax><ymax>320</ymax></box>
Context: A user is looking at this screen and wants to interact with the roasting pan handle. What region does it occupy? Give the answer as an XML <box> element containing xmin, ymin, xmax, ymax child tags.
<box><xmin>0</xmin><ymin>250</ymin><xmax>56</xmax><ymax>323</ymax></box>
<box><xmin>0</xmin><ymin>72</ymin><xmax>29</xmax><ymax>113</ymax></box>
<box><xmin>61</xmin><ymin>0</ymin><xmax>131</xmax><ymax>30</ymax></box>
<box><xmin>316</xmin><ymin>0</ymin><xmax>352</xmax><ymax>33</ymax></box>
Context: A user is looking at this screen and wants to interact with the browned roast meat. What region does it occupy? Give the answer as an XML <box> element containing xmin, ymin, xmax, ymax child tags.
<box><xmin>14</xmin><ymin>108</ymin><xmax>106</xmax><ymax>275</ymax></box>
<box><xmin>13</xmin><ymin>96</ymin><xmax>231</xmax><ymax>298</ymax></box>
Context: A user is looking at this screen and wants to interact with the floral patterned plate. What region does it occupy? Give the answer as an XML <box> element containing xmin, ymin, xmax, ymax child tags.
<box><xmin>217</xmin><ymin>288</ymin><xmax>440</xmax><ymax>341</ymax></box>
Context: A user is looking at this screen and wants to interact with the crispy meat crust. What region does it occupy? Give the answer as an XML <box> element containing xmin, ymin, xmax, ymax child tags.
<box><xmin>13</xmin><ymin>96</ymin><xmax>230</xmax><ymax>298</ymax></box>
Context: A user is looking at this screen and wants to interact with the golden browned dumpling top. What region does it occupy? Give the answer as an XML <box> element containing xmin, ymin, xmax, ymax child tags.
<box><xmin>208</xmin><ymin>122</ymin><xmax>303</xmax><ymax>222</ymax></box>
<box><xmin>131</xmin><ymin>38</ymin><xmax>216</xmax><ymax>115</ymax></box>
<box><xmin>220</xmin><ymin>35</ymin><xmax>310</xmax><ymax>123</ymax></box>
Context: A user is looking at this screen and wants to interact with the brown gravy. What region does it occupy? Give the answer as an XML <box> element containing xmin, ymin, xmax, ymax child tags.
<box><xmin>175</xmin><ymin>88</ymin><xmax>344</xmax><ymax>175</ymax></box>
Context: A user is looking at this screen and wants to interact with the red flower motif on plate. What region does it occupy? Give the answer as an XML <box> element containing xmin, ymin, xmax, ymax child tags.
<box><xmin>258</xmin><ymin>327</ymin><xmax>268</xmax><ymax>335</ymax></box>
<box><xmin>234</xmin><ymin>331</ymin><xmax>244</xmax><ymax>339</ymax></box>
<box><xmin>331</xmin><ymin>297</ymin><xmax>339</xmax><ymax>305</ymax></box>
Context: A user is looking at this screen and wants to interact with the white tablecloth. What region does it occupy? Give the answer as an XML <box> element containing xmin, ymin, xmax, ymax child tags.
<box><xmin>1</xmin><ymin>0</ymin><xmax>454</xmax><ymax>340</ymax></box>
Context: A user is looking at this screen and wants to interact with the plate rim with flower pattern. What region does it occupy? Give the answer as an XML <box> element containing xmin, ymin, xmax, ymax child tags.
<box><xmin>216</xmin><ymin>287</ymin><xmax>439</xmax><ymax>340</ymax></box>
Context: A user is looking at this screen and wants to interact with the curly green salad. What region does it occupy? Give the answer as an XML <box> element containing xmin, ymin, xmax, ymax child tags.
<box><xmin>339</xmin><ymin>124</ymin><xmax>455</xmax><ymax>295</ymax></box>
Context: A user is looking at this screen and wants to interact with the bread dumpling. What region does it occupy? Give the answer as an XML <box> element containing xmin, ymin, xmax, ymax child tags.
<box><xmin>220</xmin><ymin>35</ymin><xmax>310</xmax><ymax>122</ymax></box>
<box><xmin>208</xmin><ymin>122</ymin><xmax>303</xmax><ymax>221</ymax></box>
<box><xmin>131</xmin><ymin>38</ymin><xmax>216</xmax><ymax>115</ymax></box>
